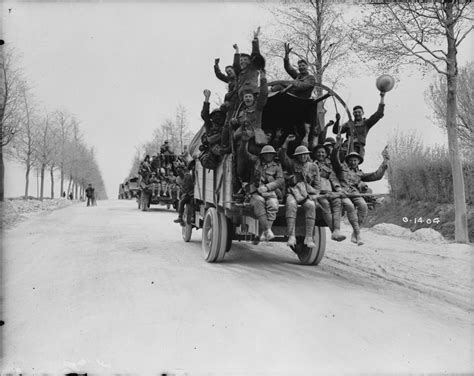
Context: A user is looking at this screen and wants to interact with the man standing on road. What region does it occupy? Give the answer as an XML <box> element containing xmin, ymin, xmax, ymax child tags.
<box><xmin>85</xmin><ymin>184</ymin><xmax>95</xmax><ymax>207</ymax></box>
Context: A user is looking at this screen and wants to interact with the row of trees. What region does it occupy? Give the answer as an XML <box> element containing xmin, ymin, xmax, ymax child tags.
<box><xmin>128</xmin><ymin>105</ymin><xmax>193</xmax><ymax>177</ymax></box>
<box><xmin>259</xmin><ymin>0</ymin><xmax>472</xmax><ymax>243</ymax></box>
<box><xmin>1</xmin><ymin>49</ymin><xmax>107</xmax><ymax>201</ymax></box>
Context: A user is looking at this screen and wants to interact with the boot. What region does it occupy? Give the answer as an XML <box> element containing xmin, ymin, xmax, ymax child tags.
<box><xmin>351</xmin><ymin>231</ymin><xmax>363</xmax><ymax>245</ymax></box>
<box><xmin>304</xmin><ymin>217</ymin><xmax>316</xmax><ymax>248</ymax></box>
<box><xmin>287</xmin><ymin>235</ymin><xmax>296</xmax><ymax>247</ymax></box>
<box><xmin>331</xmin><ymin>228</ymin><xmax>346</xmax><ymax>242</ymax></box>
<box><xmin>173</xmin><ymin>217</ymin><xmax>183</xmax><ymax>224</ymax></box>
<box><xmin>287</xmin><ymin>217</ymin><xmax>296</xmax><ymax>247</ymax></box>
<box><xmin>259</xmin><ymin>231</ymin><xmax>268</xmax><ymax>242</ymax></box>
<box><xmin>304</xmin><ymin>236</ymin><xmax>316</xmax><ymax>248</ymax></box>
<box><xmin>266</xmin><ymin>228</ymin><xmax>275</xmax><ymax>241</ymax></box>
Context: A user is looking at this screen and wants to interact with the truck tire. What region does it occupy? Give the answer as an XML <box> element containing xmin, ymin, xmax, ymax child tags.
<box><xmin>202</xmin><ymin>207</ymin><xmax>224</xmax><ymax>263</ymax></box>
<box><xmin>292</xmin><ymin>227</ymin><xmax>326</xmax><ymax>265</ymax></box>
<box><xmin>214</xmin><ymin>211</ymin><xmax>230</xmax><ymax>262</ymax></box>
<box><xmin>141</xmin><ymin>192</ymin><xmax>149</xmax><ymax>212</ymax></box>
<box><xmin>182</xmin><ymin>203</ymin><xmax>193</xmax><ymax>242</ymax></box>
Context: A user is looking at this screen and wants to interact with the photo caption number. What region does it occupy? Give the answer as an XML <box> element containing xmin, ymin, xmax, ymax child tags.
<box><xmin>402</xmin><ymin>217</ymin><xmax>408</xmax><ymax>223</ymax></box>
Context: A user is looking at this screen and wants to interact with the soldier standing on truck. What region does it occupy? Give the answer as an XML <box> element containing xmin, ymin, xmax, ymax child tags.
<box><xmin>279</xmin><ymin>135</ymin><xmax>320</xmax><ymax>249</ymax></box>
<box><xmin>332</xmin><ymin>92</ymin><xmax>386</xmax><ymax>158</ymax></box>
<box><xmin>173</xmin><ymin>165</ymin><xmax>194</xmax><ymax>226</ymax></box>
<box><xmin>268</xmin><ymin>42</ymin><xmax>316</xmax><ymax>99</ymax></box>
<box><xmin>139</xmin><ymin>155</ymin><xmax>152</xmax><ymax>184</ymax></box>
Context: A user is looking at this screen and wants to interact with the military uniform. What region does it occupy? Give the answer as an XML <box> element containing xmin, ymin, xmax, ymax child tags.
<box><xmin>332</xmin><ymin>146</ymin><xmax>388</xmax><ymax>238</ymax></box>
<box><xmin>250</xmin><ymin>159</ymin><xmax>284</xmax><ymax>236</ymax></box>
<box><xmin>279</xmin><ymin>146</ymin><xmax>320</xmax><ymax>245</ymax></box>
<box><xmin>315</xmin><ymin>159</ymin><xmax>344</xmax><ymax>239</ymax></box>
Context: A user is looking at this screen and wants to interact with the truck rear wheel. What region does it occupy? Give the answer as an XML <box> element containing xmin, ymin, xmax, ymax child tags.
<box><xmin>202</xmin><ymin>208</ymin><xmax>229</xmax><ymax>263</ymax></box>
<box><xmin>292</xmin><ymin>227</ymin><xmax>326</xmax><ymax>265</ymax></box>
<box><xmin>141</xmin><ymin>192</ymin><xmax>149</xmax><ymax>212</ymax></box>
<box><xmin>182</xmin><ymin>203</ymin><xmax>193</xmax><ymax>242</ymax></box>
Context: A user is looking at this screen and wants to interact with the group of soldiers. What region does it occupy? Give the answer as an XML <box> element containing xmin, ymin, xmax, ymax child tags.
<box><xmin>138</xmin><ymin>142</ymin><xmax>190</xmax><ymax>200</ymax></box>
<box><xmin>192</xmin><ymin>27</ymin><xmax>390</xmax><ymax>247</ymax></box>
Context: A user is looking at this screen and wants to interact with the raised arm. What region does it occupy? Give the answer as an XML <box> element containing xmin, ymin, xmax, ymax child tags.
<box><xmin>232</xmin><ymin>44</ymin><xmax>241</xmax><ymax>75</ymax></box>
<box><xmin>242</xmin><ymin>139</ymin><xmax>258</xmax><ymax>163</ymax></box>
<box><xmin>201</xmin><ymin>89</ymin><xmax>211</xmax><ymax>124</ymax></box>
<box><xmin>361</xmin><ymin>146</ymin><xmax>389</xmax><ymax>182</ymax></box>
<box><xmin>251</xmin><ymin>27</ymin><xmax>261</xmax><ymax>55</ymax></box>
<box><xmin>283</xmin><ymin>43</ymin><xmax>298</xmax><ymax>79</ymax></box>
<box><xmin>278</xmin><ymin>134</ymin><xmax>296</xmax><ymax>171</ymax></box>
<box><xmin>331</xmin><ymin>136</ymin><xmax>344</xmax><ymax>173</ymax></box>
<box><xmin>366</xmin><ymin>92</ymin><xmax>386</xmax><ymax>130</ymax></box>
<box><xmin>256</xmin><ymin>71</ymin><xmax>268</xmax><ymax>110</ymax></box>
<box><xmin>213</xmin><ymin>58</ymin><xmax>229</xmax><ymax>83</ymax></box>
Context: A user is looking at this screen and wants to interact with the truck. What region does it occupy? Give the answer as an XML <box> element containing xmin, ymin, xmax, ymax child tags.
<box><xmin>181</xmin><ymin>84</ymin><xmax>353</xmax><ymax>265</ymax></box>
<box><xmin>123</xmin><ymin>176</ymin><xmax>140</xmax><ymax>199</ymax></box>
<box><xmin>137</xmin><ymin>174</ymin><xmax>180</xmax><ymax>211</ymax></box>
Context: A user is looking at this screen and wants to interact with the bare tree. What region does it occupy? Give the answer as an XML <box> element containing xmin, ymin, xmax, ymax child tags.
<box><xmin>352</xmin><ymin>2</ymin><xmax>473</xmax><ymax>243</ymax></box>
<box><xmin>426</xmin><ymin>62</ymin><xmax>474</xmax><ymax>153</ymax></box>
<box><xmin>262</xmin><ymin>0</ymin><xmax>355</xmax><ymax>91</ymax></box>
<box><xmin>53</xmin><ymin>110</ymin><xmax>73</xmax><ymax>196</ymax></box>
<box><xmin>6</xmin><ymin>85</ymin><xmax>39</xmax><ymax>198</ymax></box>
<box><xmin>0</xmin><ymin>49</ymin><xmax>25</xmax><ymax>201</ymax></box>
<box><xmin>34</xmin><ymin>112</ymin><xmax>57</xmax><ymax>200</ymax></box>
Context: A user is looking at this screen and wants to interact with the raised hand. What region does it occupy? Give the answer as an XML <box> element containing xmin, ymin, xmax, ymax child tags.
<box><xmin>382</xmin><ymin>145</ymin><xmax>390</xmax><ymax>160</ymax></box>
<box><xmin>253</xmin><ymin>26</ymin><xmax>261</xmax><ymax>39</ymax></box>
<box><xmin>335</xmin><ymin>113</ymin><xmax>341</xmax><ymax>121</ymax></box>
<box><xmin>214</xmin><ymin>58</ymin><xmax>220</xmax><ymax>65</ymax></box>
<box><xmin>304</xmin><ymin>122</ymin><xmax>311</xmax><ymax>135</ymax></box>
<box><xmin>284</xmin><ymin>42</ymin><xmax>293</xmax><ymax>57</ymax></box>
<box><xmin>203</xmin><ymin>89</ymin><xmax>211</xmax><ymax>100</ymax></box>
<box><xmin>285</xmin><ymin>134</ymin><xmax>296</xmax><ymax>144</ymax></box>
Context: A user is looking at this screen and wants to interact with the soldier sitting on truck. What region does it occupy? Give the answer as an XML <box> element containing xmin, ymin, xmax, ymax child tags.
<box><xmin>241</xmin><ymin>138</ymin><xmax>284</xmax><ymax>241</ymax></box>
<box><xmin>279</xmin><ymin>135</ymin><xmax>320</xmax><ymax>249</ymax></box>
<box><xmin>173</xmin><ymin>165</ymin><xmax>195</xmax><ymax>226</ymax></box>
<box><xmin>311</xmin><ymin>144</ymin><xmax>346</xmax><ymax>242</ymax></box>
<box><xmin>331</xmin><ymin>136</ymin><xmax>389</xmax><ymax>245</ymax></box>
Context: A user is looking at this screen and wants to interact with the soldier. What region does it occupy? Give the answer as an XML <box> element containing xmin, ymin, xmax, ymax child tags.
<box><xmin>242</xmin><ymin>143</ymin><xmax>284</xmax><ymax>241</ymax></box>
<box><xmin>331</xmin><ymin>137</ymin><xmax>389</xmax><ymax>245</ymax></box>
<box><xmin>332</xmin><ymin>93</ymin><xmax>386</xmax><ymax>158</ymax></box>
<box><xmin>268</xmin><ymin>43</ymin><xmax>316</xmax><ymax>99</ymax></box>
<box><xmin>173</xmin><ymin>165</ymin><xmax>194</xmax><ymax>226</ymax></box>
<box><xmin>232</xmin><ymin>70</ymin><xmax>268</xmax><ymax>145</ymax></box>
<box><xmin>312</xmin><ymin>144</ymin><xmax>345</xmax><ymax>242</ymax></box>
<box><xmin>279</xmin><ymin>135</ymin><xmax>320</xmax><ymax>249</ymax></box>
<box><xmin>85</xmin><ymin>183</ymin><xmax>95</xmax><ymax>207</ymax></box>
<box><xmin>139</xmin><ymin>155</ymin><xmax>152</xmax><ymax>184</ymax></box>
<box><xmin>199</xmin><ymin>89</ymin><xmax>226</xmax><ymax>169</ymax></box>
<box><xmin>236</xmin><ymin>27</ymin><xmax>265</xmax><ymax>100</ymax></box>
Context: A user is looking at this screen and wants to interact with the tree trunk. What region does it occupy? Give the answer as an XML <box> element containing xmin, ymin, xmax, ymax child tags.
<box><xmin>445</xmin><ymin>4</ymin><xmax>468</xmax><ymax>242</ymax></box>
<box><xmin>0</xmin><ymin>147</ymin><xmax>4</xmax><ymax>202</ymax></box>
<box><xmin>67</xmin><ymin>176</ymin><xmax>72</xmax><ymax>196</ymax></box>
<box><xmin>36</xmin><ymin>168</ymin><xmax>39</xmax><ymax>198</ymax></box>
<box><xmin>40</xmin><ymin>163</ymin><xmax>45</xmax><ymax>201</ymax></box>
<box><xmin>24</xmin><ymin>161</ymin><xmax>31</xmax><ymax>199</ymax></box>
<box><xmin>60</xmin><ymin>167</ymin><xmax>64</xmax><ymax>196</ymax></box>
<box><xmin>74</xmin><ymin>181</ymin><xmax>78</xmax><ymax>200</ymax></box>
<box><xmin>50</xmin><ymin>165</ymin><xmax>54</xmax><ymax>198</ymax></box>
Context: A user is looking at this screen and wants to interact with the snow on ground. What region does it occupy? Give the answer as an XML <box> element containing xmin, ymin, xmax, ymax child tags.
<box><xmin>0</xmin><ymin>198</ymin><xmax>74</xmax><ymax>229</ymax></box>
<box><xmin>321</xmin><ymin>222</ymin><xmax>472</xmax><ymax>314</ymax></box>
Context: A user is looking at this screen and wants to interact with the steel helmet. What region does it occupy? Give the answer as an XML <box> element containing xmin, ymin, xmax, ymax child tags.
<box><xmin>344</xmin><ymin>151</ymin><xmax>364</xmax><ymax>164</ymax></box>
<box><xmin>293</xmin><ymin>145</ymin><xmax>310</xmax><ymax>156</ymax></box>
<box><xmin>260</xmin><ymin>145</ymin><xmax>276</xmax><ymax>155</ymax></box>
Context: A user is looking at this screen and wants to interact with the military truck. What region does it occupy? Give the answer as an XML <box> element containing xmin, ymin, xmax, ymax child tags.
<box><xmin>182</xmin><ymin>84</ymin><xmax>353</xmax><ymax>265</ymax></box>
<box><xmin>123</xmin><ymin>176</ymin><xmax>140</xmax><ymax>199</ymax></box>
<box><xmin>137</xmin><ymin>174</ymin><xmax>180</xmax><ymax>211</ymax></box>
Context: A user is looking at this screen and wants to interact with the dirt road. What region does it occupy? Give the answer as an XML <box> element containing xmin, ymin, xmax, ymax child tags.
<box><xmin>1</xmin><ymin>200</ymin><xmax>472</xmax><ymax>374</ymax></box>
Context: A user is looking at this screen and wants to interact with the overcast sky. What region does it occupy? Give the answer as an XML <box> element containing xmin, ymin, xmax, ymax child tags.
<box><xmin>3</xmin><ymin>1</ymin><xmax>473</xmax><ymax>197</ymax></box>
